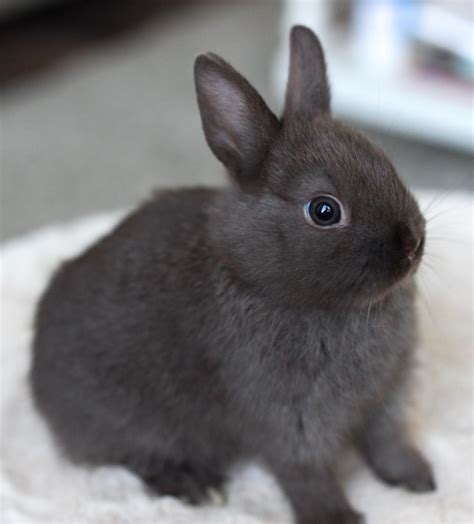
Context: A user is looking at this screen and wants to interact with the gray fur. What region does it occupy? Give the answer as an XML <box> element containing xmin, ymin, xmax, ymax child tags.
<box><xmin>30</xmin><ymin>26</ymin><xmax>435</xmax><ymax>524</ymax></box>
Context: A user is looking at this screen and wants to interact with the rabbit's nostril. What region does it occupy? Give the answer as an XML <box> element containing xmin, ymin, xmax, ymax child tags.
<box><xmin>405</xmin><ymin>235</ymin><xmax>424</xmax><ymax>264</ymax></box>
<box><xmin>394</xmin><ymin>223</ymin><xmax>424</xmax><ymax>264</ymax></box>
<box><xmin>407</xmin><ymin>237</ymin><xmax>420</xmax><ymax>256</ymax></box>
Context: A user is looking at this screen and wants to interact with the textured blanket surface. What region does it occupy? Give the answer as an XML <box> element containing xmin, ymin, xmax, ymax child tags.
<box><xmin>1</xmin><ymin>191</ymin><xmax>472</xmax><ymax>524</ymax></box>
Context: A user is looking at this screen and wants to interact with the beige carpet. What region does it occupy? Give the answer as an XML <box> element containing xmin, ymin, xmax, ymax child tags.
<box><xmin>1</xmin><ymin>190</ymin><xmax>472</xmax><ymax>523</ymax></box>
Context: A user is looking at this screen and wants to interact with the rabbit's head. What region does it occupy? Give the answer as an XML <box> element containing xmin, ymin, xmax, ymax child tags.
<box><xmin>195</xmin><ymin>26</ymin><xmax>425</xmax><ymax>309</ymax></box>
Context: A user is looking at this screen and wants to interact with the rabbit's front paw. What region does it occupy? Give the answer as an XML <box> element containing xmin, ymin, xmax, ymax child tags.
<box><xmin>368</xmin><ymin>445</ymin><xmax>436</xmax><ymax>493</ymax></box>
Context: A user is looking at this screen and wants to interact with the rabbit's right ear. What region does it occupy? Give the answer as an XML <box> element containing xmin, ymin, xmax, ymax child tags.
<box><xmin>283</xmin><ymin>26</ymin><xmax>330</xmax><ymax>120</ymax></box>
<box><xmin>194</xmin><ymin>53</ymin><xmax>280</xmax><ymax>187</ymax></box>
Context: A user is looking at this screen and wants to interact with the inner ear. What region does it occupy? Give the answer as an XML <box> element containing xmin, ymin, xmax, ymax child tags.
<box><xmin>194</xmin><ymin>53</ymin><xmax>280</xmax><ymax>186</ymax></box>
<box><xmin>283</xmin><ymin>25</ymin><xmax>331</xmax><ymax>120</ymax></box>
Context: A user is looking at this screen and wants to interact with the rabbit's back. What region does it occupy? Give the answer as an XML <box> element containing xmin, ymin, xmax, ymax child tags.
<box><xmin>30</xmin><ymin>187</ymin><xmax>240</xmax><ymax>466</ymax></box>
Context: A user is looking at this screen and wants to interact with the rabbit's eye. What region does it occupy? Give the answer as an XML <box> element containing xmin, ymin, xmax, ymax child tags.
<box><xmin>304</xmin><ymin>196</ymin><xmax>345</xmax><ymax>228</ymax></box>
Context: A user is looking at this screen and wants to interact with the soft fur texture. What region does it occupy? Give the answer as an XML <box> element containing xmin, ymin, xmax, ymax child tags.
<box><xmin>26</xmin><ymin>29</ymin><xmax>439</xmax><ymax>524</ymax></box>
<box><xmin>17</xmin><ymin>27</ymin><xmax>464</xmax><ymax>523</ymax></box>
<box><xmin>1</xmin><ymin>190</ymin><xmax>472</xmax><ymax>523</ymax></box>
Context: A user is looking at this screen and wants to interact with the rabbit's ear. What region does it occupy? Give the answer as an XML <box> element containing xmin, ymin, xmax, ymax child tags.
<box><xmin>283</xmin><ymin>26</ymin><xmax>330</xmax><ymax>120</ymax></box>
<box><xmin>194</xmin><ymin>53</ymin><xmax>280</xmax><ymax>186</ymax></box>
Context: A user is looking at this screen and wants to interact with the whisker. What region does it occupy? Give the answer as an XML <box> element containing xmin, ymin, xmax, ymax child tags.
<box><xmin>421</xmin><ymin>178</ymin><xmax>468</xmax><ymax>218</ymax></box>
<box><xmin>426</xmin><ymin>237</ymin><xmax>470</xmax><ymax>248</ymax></box>
<box><xmin>421</xmin><ymin>251</ymin><xmax>443</xmax><ymax>262</ymax></box>
<box><xmin>420</xmin><ymin>259</ymin><xmax>438</xmax><ymax>271</ymax></box>
<box><xmin>425</xmin><ymin>198</ymin><xmax>472</xmax><ymax>224</ymax></box>
<box><xmin>416</xmin><ymin>282</ymin><xmax>450</xmax><ymax>351</ymax></box>
<box><xmin>418</xmin><ymin>263</ymin><xmax>441</xmax><ymax>285</ymax></box>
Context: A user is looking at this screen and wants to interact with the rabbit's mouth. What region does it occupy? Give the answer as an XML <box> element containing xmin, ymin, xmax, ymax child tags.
<box><xmin>347</xmin><ymin>233</ymin><xmax>425</xmax><ymax>307</ymax></box>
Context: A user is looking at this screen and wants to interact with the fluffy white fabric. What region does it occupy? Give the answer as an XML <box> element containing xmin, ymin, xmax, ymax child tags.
<box><xmin>1</xmin><ymin>191</ymin><xmax>472</xmax><ymax>524</ymax></box>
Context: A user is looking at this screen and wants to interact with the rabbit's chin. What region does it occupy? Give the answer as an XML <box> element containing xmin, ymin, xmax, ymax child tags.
<box><xmin>355</xmin><ymin>249</ymin><xmax>424</xmax><ymax>307</ymax></box>
<box><xmin>356</xmin><ymin>270</ymin><xmax>418</xmax><ymax>310</ymax></box>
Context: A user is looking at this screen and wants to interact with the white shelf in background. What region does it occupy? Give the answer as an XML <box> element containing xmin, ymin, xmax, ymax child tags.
<box><xmin>273</xmin><ymin>1</ymin><xmax>473</xmax><ymax>153</ymax></box>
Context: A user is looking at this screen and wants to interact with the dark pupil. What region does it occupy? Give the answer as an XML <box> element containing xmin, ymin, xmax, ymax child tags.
<box><xmin>316</xmin><ymin>202</ymin><xmax>334</xmax><ymax>221</ymax></box>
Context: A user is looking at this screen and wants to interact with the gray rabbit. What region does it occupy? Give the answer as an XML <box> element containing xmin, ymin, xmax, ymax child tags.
<box><xmin>31</xmin><ymin>26</ymin><xmax>435</xmax><ymax>524</ymax></box>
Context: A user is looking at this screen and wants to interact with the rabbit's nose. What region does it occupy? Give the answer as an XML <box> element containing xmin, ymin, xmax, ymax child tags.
<box><xmin>405</xmin><ymin>236</ymin><xmax>422</xmax><ymax>263</ymax></box>
<box><xmin>395</xmin><ymin>223</ymin><xmax>424</xmax><ymax>264</ymax></box>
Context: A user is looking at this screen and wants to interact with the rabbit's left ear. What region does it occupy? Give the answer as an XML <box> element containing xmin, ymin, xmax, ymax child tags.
<box><xmin>194</xmin><ymin>53</ymin><xmax>280</xmax><ymax>187</ymax></box>
<box><xmin>283</xmin><ymin>26</ymin><xmax>331</xmax><ymax>120</ymax></box>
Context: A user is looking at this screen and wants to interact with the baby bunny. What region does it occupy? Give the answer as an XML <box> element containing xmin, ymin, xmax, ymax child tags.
<box><xmin>31</xmin><ymin>26</ymin><xmax>435</xmax><ymax>524</ymax></box>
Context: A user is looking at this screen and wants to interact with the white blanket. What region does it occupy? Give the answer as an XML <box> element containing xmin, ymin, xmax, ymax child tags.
<box><xmin>1</xmin><ymin>191</ymin><xmax>472</xmax><ymax>524</ymax></box>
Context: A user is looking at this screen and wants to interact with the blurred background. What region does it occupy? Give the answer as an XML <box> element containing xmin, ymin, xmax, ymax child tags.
<box><xmin>0</xmin><ymin>0</ymin><xmax>472</xmax><ymax>241</ymax></box>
